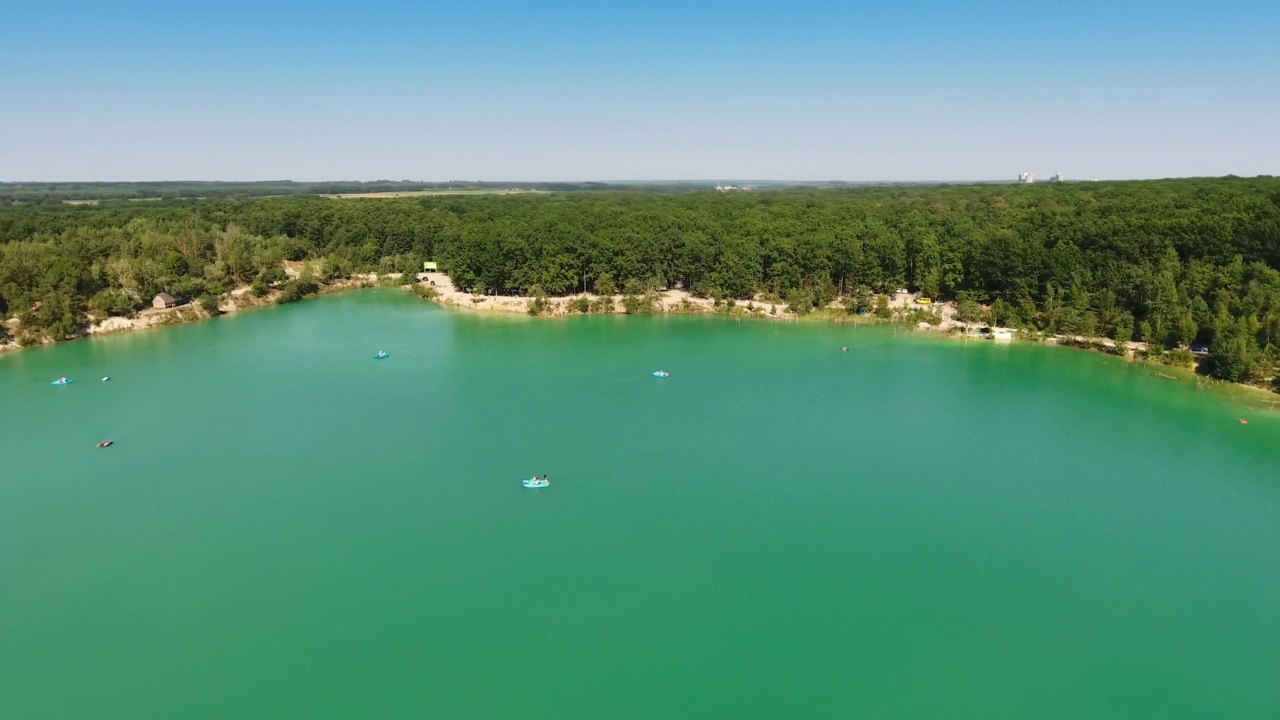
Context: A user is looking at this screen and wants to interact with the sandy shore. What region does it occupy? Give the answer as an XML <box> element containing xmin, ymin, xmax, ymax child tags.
<box><xmin>419</xmin><ymin>272</ymin><xmax>727</xmax><ymax>316</ymax></box>
<box><xmin>0</xmin><ymin>274</ymin><xmax>377</xmax><ymax>354</ymax></box>
<box><xmin>0</xmin><ymin>269</ymin><xmax>1150</xmax><ymax>370</ymax></box>
<box><xmin>413</xmin><ymin>272</ymin><xmax>1173</xmax><ymax>367</ymax></box>
<box><xmin>418</xmin><ymin>272</ymin><xmax>994</xmax><ymax>329</ymax></box>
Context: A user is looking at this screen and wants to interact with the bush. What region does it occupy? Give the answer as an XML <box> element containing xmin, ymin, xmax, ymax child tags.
<box><xmin>413</xmin><ymin>284</ymin><xmax>439</xmax><ymax>300</ymax></box>
<box><xmin>595</xmin><ymin>273</ymin><xmax>617</xmax><ymax>296</ymax></box>
<box><xmin>903</xmin><ymin>308</ymin><xmax>943</xmax><ymax>326</ymax></box>
<box><xmin>786</xmin><ymin>288</ymin><xmax>814</xmax><ymax>316</ymax></box>
<box><xmin>622</xmin><ymin>293</ymin><xmax>659</xmax><ymax>315</ymax></box>
<box><xmin>320</xmin><ymin>255</ymin><xmax>351</xmax><ymax>282</ymax></box>
<box><xmin>955</xmin><ymin>299</ymin><xmax>983</xmax><ymax>323</ymax></box>
<box><xmin>253</xmin><ymin>267</ymin><xmax>286</xmax><ymax>296</ymax></box>
<box><xmin>277</xmin><ymin>282</ymin><xmax>304</xmax><ymax>304</ymax></box>
<box><xmin>278</xmin><ymin>278</ymin><xmax>321</xmax><ymax>304</ymax></box>
<box><xmin>846</xmin><ymin>286</ymin><xmax>872</xmax><ymax>314</ymax></box>
<box><xmin>568</xmin><ymin>297</ymin><xmax>591</xmax><ymax>313</ymax></box>
<box><xmin>527</xmin><ymin>285</ymin><xmax>551</xmax><ymax>316</ymax></box>
<box><xmin>89</xmin><ymin>288</ymin><xmax>137</xmax><ymax>318</ymax></box>
<box><xmin>622</xmin><ymin>280</ymin><xmax>659</xmax><ymax>314</ymax></box>
<box><xmin>590</xmin><ymin>297</ymin><xmax>615</xmax><ymax>314</ymax></box>
<box><xmin>1157</xmin><ymin>348</ymin><xmax>1192</xmax><ymax>366</ymax></box>
<box><xmin>167</xmin><ymin>277</ymin><xmax>208</xmax><ymax>301</ymax></box>
<box><xmin>990</xmin><ymin>298</ymin><xmax>1020</xmax><ymax>327</ymax></box>
<box><xmin>197</xmin><ymin>294</ymin><xmax>220</xmax><ymax>315</ymax></box>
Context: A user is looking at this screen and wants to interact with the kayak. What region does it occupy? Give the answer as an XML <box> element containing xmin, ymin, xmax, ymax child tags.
<box><xmin>651</xmin><ymin>371</ymin><xmax>669</xmax><ymax>378</ymax></box>
<box><xmin>374</xmin><ymin>352</ymin><xmax>390</xmax><ymax>359</ymax></box>
<box><xmin>523</xmin><ymin>477</ymin><xmax>550</xmax><ymax>488</ymax></box>
<box><xmin>97</xmin><ymin>441</ymin><xmax>113</xmax><ymax>448</ymax></box>
<box><xmin>51</xmin><ymin>379</ymin><xmax>73</xmax><ymax>386</ymax></box>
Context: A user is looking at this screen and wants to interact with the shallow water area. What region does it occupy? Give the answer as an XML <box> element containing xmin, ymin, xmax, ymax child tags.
<box><xmin>2</xmin><ymin>290</ymin><xmax>1279</xmax><ymax>718</ymax></box>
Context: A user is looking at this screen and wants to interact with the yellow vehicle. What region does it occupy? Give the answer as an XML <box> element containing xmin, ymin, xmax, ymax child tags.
<box><xmin>915</xmin><ymin>297</ymin><xmax>933</xmax><ymax>305</ymax></box>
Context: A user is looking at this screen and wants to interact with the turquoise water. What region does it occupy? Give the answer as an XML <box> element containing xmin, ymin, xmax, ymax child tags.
<box><xmin>2</xmin><ymin>290</ymin><xmax>1279</xmax><ymax>718</ymax></box>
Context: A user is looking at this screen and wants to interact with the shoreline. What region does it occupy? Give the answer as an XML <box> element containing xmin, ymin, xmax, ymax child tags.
<box><xmin>6</xmin><ymin>270</ymin><xmax>1275</xmax><ymax>405</ymax></box>
<box><xmin>0</xmin><ymin>274</ymin><xmax>378</xmax><ymax>356</ymax></box>
<box><xmin>412</xmin><ymin>272</ymin><xmax>1280</xmax><ymax>402</ymax></box>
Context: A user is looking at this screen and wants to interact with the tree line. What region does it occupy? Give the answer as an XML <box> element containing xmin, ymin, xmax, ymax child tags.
<box><xmin>2</xmin><ymin>177</ymin><xmax>1278</xmax><ymax>386</ymax></box>
<box><xmin>0</xmin><ymin>180</ymin><xmax>709</xmax><ymax>205</ymax></box>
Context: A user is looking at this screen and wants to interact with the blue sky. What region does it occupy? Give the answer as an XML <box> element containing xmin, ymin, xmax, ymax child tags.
<box><xmin>1</xmin><ymin>0</ymin><xmax>1276</xmax><ymax>181</ymax></box>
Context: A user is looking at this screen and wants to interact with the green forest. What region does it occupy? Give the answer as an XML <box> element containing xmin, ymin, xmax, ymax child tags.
<box><xmin>0</xmin><ymin>180</ymin><xmax>708</xmax><ymax>205</ymax></box>
<box><xmin>2</xmin><ymin>177</ymin><xmax>1279</xmax><ymax>388</ymax></box>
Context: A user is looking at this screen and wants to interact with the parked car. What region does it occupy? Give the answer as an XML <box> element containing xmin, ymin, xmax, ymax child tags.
<box><xmin>1190</xmin><ymin>344</ymin><xmax>1209</xmax><ymax>353</ymax></box>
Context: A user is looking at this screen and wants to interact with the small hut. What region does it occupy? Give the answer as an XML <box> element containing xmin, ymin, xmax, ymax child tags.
<box><xmin>152</xmin><ymin>293</ymin><xmax>180</xmax><ymax>309</ymax></box>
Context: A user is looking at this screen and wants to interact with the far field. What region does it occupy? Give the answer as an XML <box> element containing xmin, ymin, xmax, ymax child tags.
<box><xmin>324</xmin><ymin>189</ymin><xmax>548</xmax><ymax>199</ymax></box>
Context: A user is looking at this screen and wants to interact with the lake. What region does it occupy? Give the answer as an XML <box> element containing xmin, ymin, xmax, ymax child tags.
<box><xmin>2</xmin><ymin>290</ymin><xmax>1278</xmax><ymax>718</ymax></box>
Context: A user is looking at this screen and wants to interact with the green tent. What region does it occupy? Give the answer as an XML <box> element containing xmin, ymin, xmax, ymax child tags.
<box><xmin>423</xmin><ymin>261</ymin><xmax>439</xmax><ymax>271</ymax></box>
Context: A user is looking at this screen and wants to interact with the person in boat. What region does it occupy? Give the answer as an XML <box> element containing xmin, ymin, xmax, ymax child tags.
<box><xmin>542</xmin><ymin>474</ymin><xmax>549</xmax><ymax>484</ymax></box>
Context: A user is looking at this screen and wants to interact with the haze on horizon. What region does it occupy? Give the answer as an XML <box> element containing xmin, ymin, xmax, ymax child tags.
<box><xmin>1</xmin><ymin>0</ymin><xmax>1276</xmax><ymax>183</ymax></box>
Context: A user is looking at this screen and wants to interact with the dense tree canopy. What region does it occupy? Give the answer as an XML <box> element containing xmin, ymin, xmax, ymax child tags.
<box><xmin>2</xmin><ymin>177</ymin><xmax>1279</xmax><ymax>385</ymax></box>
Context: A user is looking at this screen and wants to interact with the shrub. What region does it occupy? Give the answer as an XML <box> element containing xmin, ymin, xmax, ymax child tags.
<box><xmin>277</xmin><ymin>282</ymin><xmax>304</xmax><ymax>303</ymax></box>
<box><xmin>846</xmin><ymin>286</ymin><xmax>872</xmax><ymax>314</ymax></box>
<box><xmin>622</xmin><ymin>280</ymin><xmax>660</xmax><ymax>315</ymax></box>
<box><xmin>989</xmin><ymin>298</ymin><xmax>1020</xmax><ymax>327</ymax></box>
<box><xmin>277</xmin><ymin>278</ymin><xmax>320</xmax><ymax>304</ymax></box>
<box><xmin>197</xmin><ymin>294</ymin><xmax>220</xmax><ymax>315</ymax></box>
<box><xmin>623</xmin><ymin>293</ymin><xmax>658</xmax><ymax>315</ymax></box>
<box><xmin>568</xmin><ymin>297</ymin><xmax>591</xmax><ymax>313</ymax></box>
<box><xmin>595</xmin><ymin>273</ymin><xmax>617</xmax><ymax>296</ymax></box>
<box><xmin>89</xmin><ymin>289</ymin><xmax>137</xmax><ymax>318</ymax></box>
<box><xmin>527</xmin><ymin>285</ymin><xmax>551</xmax><ymax>316</ymax></box>
<box><xmin>786</xmin><ymin>288</ymin><xmax>814</xmax><ymax>316</ymax></box>
<box><xmin>320</xmin><ymin>255</ymin><xmax>351</xmax><ymax>282</ymax></box>
<box><xmin>956</xmin><ymin>299</ymin><xmax>983</xmax><ymax>323</ymax></box>
<box><xmin>257</xmin><ymin>266</ymin><xmax>287</xmax><ymax>286</ymax></box>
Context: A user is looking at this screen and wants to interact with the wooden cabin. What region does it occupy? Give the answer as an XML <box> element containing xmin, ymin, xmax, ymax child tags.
<box><xmin>152</xmin><ymin>293</ymin><xmax>180</xmax><ymax>309</ymax></box>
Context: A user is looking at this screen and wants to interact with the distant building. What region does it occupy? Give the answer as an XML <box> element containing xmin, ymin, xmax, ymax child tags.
<box><xmin>1018</xmin><ymin>172</ymin><xmax>1036</xmax><ymax>184</ymax></box>
<box><xmin>152</xmin><ymin>293</ymin><xmax>180</xmax><ymax>309</ymax></box>
<box><xmin>1051</xmin><ymin>173</ymin><xmax>1065</xmax><ymax>182</ymax></box>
